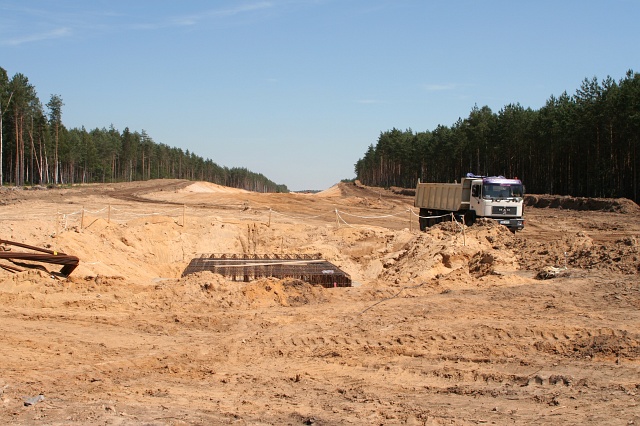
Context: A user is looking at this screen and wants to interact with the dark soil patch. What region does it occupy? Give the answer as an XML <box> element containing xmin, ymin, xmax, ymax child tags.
<box><xmin>525</xmin><ymin>194</ymin><xmax>640</xmax><ymax>214</ymax></box>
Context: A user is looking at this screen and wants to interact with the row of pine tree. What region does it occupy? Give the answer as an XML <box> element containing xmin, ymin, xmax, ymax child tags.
<box><xmin>0</xmin><ymin>67</ymin><xmax>288</xmax><ymax>193</ymax></box>
<box><xmin>355</xmin><ymin>71</ymin><xmax>640</xmax><ymax>204</ymax></box>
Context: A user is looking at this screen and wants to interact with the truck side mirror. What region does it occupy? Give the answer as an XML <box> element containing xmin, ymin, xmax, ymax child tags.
<box><xmin>472</xmin><ymin>185</ymin><xmax>479</xmax><ymax>197</ymax></box>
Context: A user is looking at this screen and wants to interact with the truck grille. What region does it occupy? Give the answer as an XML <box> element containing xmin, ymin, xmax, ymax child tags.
<box><xmin>492</xmin><ymin>206</ymin><xmax>517</xmax><ymax>215</ymax></box>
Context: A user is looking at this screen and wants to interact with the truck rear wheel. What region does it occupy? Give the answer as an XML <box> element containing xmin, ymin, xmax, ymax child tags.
<box><xmin>464</xmin><ymin>211</ymin><xmax>476</xmax><ymax>227</ymax></box>
<box><xmin>429</xmin><ymin>211</ymin><xmax>439</xmax><ymax>226</ymax></box>
<box><xmin>419</xmin><ymin>209</ymin><xmax>428</xmax><ymax>231</ymax></box>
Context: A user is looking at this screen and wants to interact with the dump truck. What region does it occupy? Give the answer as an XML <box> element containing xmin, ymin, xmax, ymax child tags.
<box><xmin>415</xmin><ymin>174</ymin><xmax>525</xmax><ymax>231</ymax></box>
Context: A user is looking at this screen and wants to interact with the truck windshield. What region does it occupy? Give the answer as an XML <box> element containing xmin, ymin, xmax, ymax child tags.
<box><xmin>482</xmin><ymin>184</ymin><xmax>524</xmax><ymax>199</ymax></box>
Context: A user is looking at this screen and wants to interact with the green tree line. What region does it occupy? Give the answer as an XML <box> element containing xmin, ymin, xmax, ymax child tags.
<box><xmin>0</xmin><ymin>66</ymin><xmax>288</xmax><ymax>193</ymax></box>
<box><xmin>355</xmin><ymin>70</ymin><xmax>640</xmax><ymax>204</ymax></box>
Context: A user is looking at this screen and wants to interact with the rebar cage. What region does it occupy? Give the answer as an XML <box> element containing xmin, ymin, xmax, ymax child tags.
<box><xmin>182</xmin><ymin>253</ymin><xmax>351</xmax><ymax>287</ymax></box>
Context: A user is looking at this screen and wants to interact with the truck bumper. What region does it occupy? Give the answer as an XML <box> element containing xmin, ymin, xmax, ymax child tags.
<box><xmin>493</xmin><ymin>217</ymin><xmax>524</xmax><ymax>231</ymax></box>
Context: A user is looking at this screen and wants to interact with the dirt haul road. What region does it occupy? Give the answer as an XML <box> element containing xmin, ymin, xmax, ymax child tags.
<box><xmin>0</xmin><ymin>179</ymin><xmax>639</xmax><ymax>425</ymax></box>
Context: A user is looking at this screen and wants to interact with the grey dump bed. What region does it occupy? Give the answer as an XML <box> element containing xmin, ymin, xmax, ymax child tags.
<box><xmin>414</xmin><ymin>180</ymin><xmax>471</xmax><ymax>211</ymax></box>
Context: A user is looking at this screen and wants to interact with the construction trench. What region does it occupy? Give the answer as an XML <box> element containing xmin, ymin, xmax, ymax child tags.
<box><xmin>0</xmin><ymin>238</ymin><xmax>351</xmax><ymax>288</ymax></box>
<box><xmin>182</xmin><ymin>254</ymin><xmax>352</xmax><ymax>288</ymax></box>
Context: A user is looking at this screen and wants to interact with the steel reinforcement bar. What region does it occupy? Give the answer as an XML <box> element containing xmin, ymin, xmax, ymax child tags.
<box><xmin>182</xmin><ymin>253</ymin><xmax>351</xmax><ymax>287</ymax></box>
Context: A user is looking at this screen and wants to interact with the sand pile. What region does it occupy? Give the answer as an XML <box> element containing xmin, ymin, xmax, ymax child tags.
<box><xmin>377</xmin><ymin>218</ymin><xmax>522</xmax><ymax>288</ymax></box>
<box><xmin>181</xmin><ymin>182</ymin><xmax>249</xmax><ymax>194</ymax></box>
<box><xmin>173</xmin><ymin>272</ymin><xmax>330</xmax><ymax>309</ymax></box>
<box><xmin>314</xmin><ymin>184</ymin><xmax>341</xmax><ymax>197</ymax></box>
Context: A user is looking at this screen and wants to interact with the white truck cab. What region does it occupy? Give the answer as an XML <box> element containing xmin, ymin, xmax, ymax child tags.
<box><xmin>468</xmin><ymin>176</ymin><xmax>525</xmax><ymax>230</ymax></box>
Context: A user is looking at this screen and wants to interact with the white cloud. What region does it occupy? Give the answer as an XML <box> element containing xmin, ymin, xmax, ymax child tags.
<box><xmin>3</xmin><ymin>27</ymin><xmax>71</xmax><ymax>46</ymax></box>
<box><xmin>212</xmin><ymin>2</ymin><xmax>274</xmax><ymax>17</ymax></box>
<box><xmin>134</xmin><ymin>2</ymin><xmax>274</xmax><ymax>30</ymax></box>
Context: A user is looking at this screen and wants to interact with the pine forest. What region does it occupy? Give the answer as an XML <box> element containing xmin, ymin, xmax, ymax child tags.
<box><xmin>355</xmin><ymin>70</ymin><xmax>640</xmax><ymax>204</ymax></box>
<box><xmin>0</xmin><ymin>66</ymin><xmax>288</xmax><ymax>193</ymax></box>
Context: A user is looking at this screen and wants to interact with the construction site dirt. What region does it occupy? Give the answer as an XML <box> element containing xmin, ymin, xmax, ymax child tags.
<box><xmin>0</xmin><ymin>179</ymin><xmax>639</xmax><ymax>425</ymax></box>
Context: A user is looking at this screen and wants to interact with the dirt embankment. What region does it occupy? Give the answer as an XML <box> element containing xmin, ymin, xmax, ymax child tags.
<box><xmin>524</xmin><ymin>194</ymin><xmax>640</xmax><ymax>214</ymax></box>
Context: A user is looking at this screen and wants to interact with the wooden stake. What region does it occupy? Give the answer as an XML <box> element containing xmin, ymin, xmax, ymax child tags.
<box><xmin>81</xmin><ymin>206</ymin><xmax>85</xmax><ymax>229</ymax></box>
<box><xmin>409</xmin><ymin>209</ymin><xmax>412</xmax><ymax>231</ymax></box>
<box><xmin>107</xmin><ymin>205</ymin><xmax>111</xmax><ymax>223</ymax></box>
<box><xmin>268</xmin><ymin>209</ymin><xmax>272</xmax><ymax>227</ymax></box>
<box><xmin>182</xmin><ymin>204</ymin><xmax>186</xmax><ymax>227</ymax></box>
<box><xmin>462</xmin><ymin>221</ymin><xmax>466</xmax><ymax>246</ymax></box>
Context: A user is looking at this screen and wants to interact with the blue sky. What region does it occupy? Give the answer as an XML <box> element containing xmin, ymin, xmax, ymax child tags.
<box><xmin>1</xmin><ymin>1</ymin><xmax>638</xmax><ymax>190</ymax></box>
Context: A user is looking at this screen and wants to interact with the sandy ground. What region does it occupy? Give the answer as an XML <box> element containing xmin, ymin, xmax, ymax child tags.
<box><xmin>0</xmin><ymin>179</ymin><xmax>639</xmax><ymax>425</ymax></box>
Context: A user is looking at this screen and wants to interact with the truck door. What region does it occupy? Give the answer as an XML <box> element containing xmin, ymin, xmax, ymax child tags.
<box><xmin>471</xmin><ymin>184</ymin><xmax>482</xmax><ymax>214</ymax></box>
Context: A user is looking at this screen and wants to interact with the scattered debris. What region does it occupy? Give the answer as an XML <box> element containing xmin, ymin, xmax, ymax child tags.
<box><xmin>23</xmin><ymin>394</ymin><xmax>45</xmax><ymax>406</ymax></box>
<box><xmin>536</xmin><ymin>266</ymin><xmax>571</xmax><ymax>280</ymax></box>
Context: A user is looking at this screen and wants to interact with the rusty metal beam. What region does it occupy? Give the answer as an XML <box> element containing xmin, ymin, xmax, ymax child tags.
<box><xmin>0</xmin><ymin>239</ymin><xmax>80</xmax><ymax>277</ymax></box>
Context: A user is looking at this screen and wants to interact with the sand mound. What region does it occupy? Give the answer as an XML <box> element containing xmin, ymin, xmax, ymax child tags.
<box><xmin>182</xmin><ymin>182</ymin><xmax>249</xmax><ymax>194</ymax></box>
<box><xmin>174</xmin><ymin>272</ymin><xmax>329</xmax><ymax>308</ymax></box>
<box><xmin>377</xmin><ymin>218</ymin><xmax>521</xmax><ymax>287</ymax></box>
<box><xmin>314</xmin><ymin>184</ymin><xmax>342</xmax><ymax>197</ymax></box>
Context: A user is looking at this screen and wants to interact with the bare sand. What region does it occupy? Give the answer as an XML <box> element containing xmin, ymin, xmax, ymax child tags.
<box><xmin>0</xmin><ymin>179</ymin><xmax>638</xmax><ymax>425</ymax></box>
